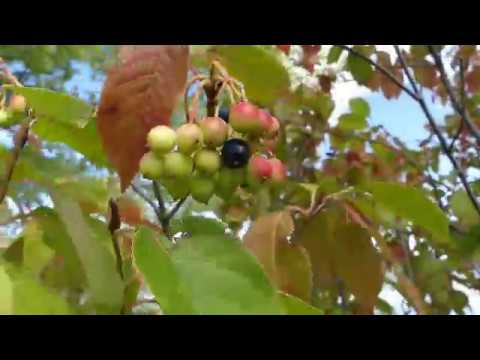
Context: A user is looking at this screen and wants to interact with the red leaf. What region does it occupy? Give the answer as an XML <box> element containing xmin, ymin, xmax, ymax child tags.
<box><xmin>466</xmin><ymin>65</ymin><xmax>480</xmax><ymax>93</ymax></box>
<box><xmin>97</xmin><ymin>45</ymin><xmax>190</xmax><ymax>191</ymax></box>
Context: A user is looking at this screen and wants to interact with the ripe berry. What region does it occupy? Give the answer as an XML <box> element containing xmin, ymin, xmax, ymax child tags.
<box><xmin>265</xmin><ymin>116</ymin><xmax>280</xmax><ymax>139</ymax></box>
<box><xmin>190</xmin><ymin>175</ymin><xmax>215</xmax><ymax>204</ymax></box>
<box><xmin>248</xmin><ymin>156</ymin><xmax>273</xmax><ymax>180</ymax></box>
<box><xmin>257</xmin><ymin>109</ymin><xmax>274</xmax><ymax>134</ymax></box>
<box><xmin>199</xmin><ymin>117</ymin><xmax>229</xmax><ymax>148</ymax></box>
<box><xmin>230</xmin><ymin>101</ymin><xmax>263</xmax><ymax>135</ymax></box>
<box><xmin>163</xmin><ymin>152</ymin><xmax>193</xmax><ymax>178</ymax></box>
<box><xmin>218</xmin><ymin>107</ymin><xmax>229</xmax><ymax>123</ymax></box>
<box><xmin>194</xmin><ymin>149</ymin><xmax>221</xmax><ymax>175</ymax></box>
<box><xmin>9</xmin><ymin>95</ymin><xmax>27</xmax><ymax>113</ymax></box>
<box><xmin>147</xmin><ymin>125</ymin><xmax>177</xmax><ymax>155</ymax></box>
<box><xmin>221</xmin><ymin>139</ymin><xmax>251</xmax><ymax>169</ymax></box>
<box><xmin>269</xmin><ymin>158</ymin><xmax>287</xmax><ymax>183</ymax></box>
<box><xmin>139</xmin><ymin>152</ymin><xmax>164</xmax><ymax>179</ymax></box>
<box><xmin>176</xmin><ymin>123</ymin><xmax>203</xmax><ymax>154</ymax></box>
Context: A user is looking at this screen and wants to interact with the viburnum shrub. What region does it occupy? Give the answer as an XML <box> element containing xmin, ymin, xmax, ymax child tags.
<box><xmin>3</xmin><ymin>45</ymin><xmax>480</xmax><ymax>316</ymax></box>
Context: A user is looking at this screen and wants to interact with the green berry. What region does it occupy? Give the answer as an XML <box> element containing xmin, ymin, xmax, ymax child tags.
<box><xmin>190</xmin><ymin>175</ymin><xmax>215</xmax><ymax>204</ymax></box>
<box><xmin>215</xmin><ymin>167</ymin><xmax>245</xmax><ymax>200</ymax></box>
<box><xmin>147</xmin><ymin>125</ymin><xmax>177</xmax><ymax>154</ymax></box>
<box><xmin>194</xmin><ymin>149</ymin><xmax>221</xmax><ymax>174</ymax></box>
<box><xmin>139</xmin><ymin>152</ymin><xmax>164</xmax><ymax>179</ymax></box>
<box><xmin>176</xmin><ymin>123</ymin><xmax>203</xmax><ymax>154</ymax></box>
<box><xmin>163</xmin><ymin>152</ymin><xmax>194</xmax><ymax>178</ymax></box>
<box><xmin>161</xmin><ymin>178</ymin><xmax>190</xmax><ymax>200</ymax></box>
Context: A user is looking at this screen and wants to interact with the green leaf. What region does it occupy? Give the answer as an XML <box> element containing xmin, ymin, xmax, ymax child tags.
<box><xmin>347</xmin><ymin>51</ymin><xmax>374</xmax><ymax>85</ymax></box>
<box><xmin>349</xmin><ymin>98</ymin><xmax>370</xmax><ymax>118</ymax></box>
<box><xmin>33</xmin><ymin>208</ymin><xmax>86</xmax><ymax>289</ymax></box>
<box><xmin>172</xmin><ymin>234</ymin><xmax>285</xmax><ymax>314</ymax></box>
<box><xmin>279</xmin><ymin>293</ymin><xmax>323</xmax><ymax>315</ymax></box>
<box><xmin>450</xmin><ymin>190</ymin><xmax>480</xmax><ymax>228</ymax></box>
<box><xmin>0</xmin><ymin>266</ymin><xmax>13</xmax><ymax>314</ymax></box>
<box><xmin>133</xmin><ymin>226</ymin><xmax>195</xmax><ymax>315</ymax></box>
<box><xmin>7</xmin><ymin>266</ymin><xmax>72</xmax><ymax>314</ymax></box>
<box><xmin>32</xmin><ymin>118</ymin><xmax>109</xmax><ymax>168</ymax></box>
<box><xmin>338</xmin><ymin>113</ymin><xmax>367</xmax><ymax>131</ymax></box>
<box><xmin>368</xmin><ymin>181</ymin><xmax>450</xmax><ymax>244</ymax></box>
<box><xmin>328</xmin><ymin>46</ymin><xmax>344</xmax><ymax>64</ymax></box>
<box><xmin>23</xmin><ymin>219</ymin><xmax>54</xmax><ymax>276</ymax></box>
<box><xmin>171</xmin><ymin>215</ymin><xmax>227</xmax><ymax>237</ymax></box>
<box><xmin>210</xmin><ymin>45</ymin><xmax>290</xmax><ymax>107</ymax></box>
<box><xmin>5</xmin><ymin>85</ymin><xmax>93</xmax><ymax>127</ymax></box>
<box><xmin>51</xmin><ymin>191</ymin><xmax>124</xmax><ymax>313</ymax></box>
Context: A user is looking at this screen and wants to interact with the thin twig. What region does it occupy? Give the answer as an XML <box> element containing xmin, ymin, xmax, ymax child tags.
<box><xmin>338</xmin><ymin>45</ymin><xmax>418</xmax><ymax>100</ymax></box>
<box><xmin>131</xmin><ymin>183</ymin><xmax>164</xmax><ymax>225</ymax></box>
<box><xmin>428</xmin><ymin>45</ymin><xmax>480</xmax><ymax>146</ymax></box>
<box><xmin>395</xmin><ymin>45</ymin><xmax>480</xmax><ymax>217</ymax></box>
<box><xmin>448</xmin><ymin>58</ymin><xmax>466</xmax><ymax>153</ymax></box>
<box><xmin>164</xmin><ymin>197</ymin><xmax>188</xmax><ymax>223</ymax></box>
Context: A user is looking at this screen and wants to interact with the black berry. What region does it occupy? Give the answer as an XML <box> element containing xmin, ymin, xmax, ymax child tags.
<box><xmin>218</xmin><ymin>107</ymin><xmax>230</xmax><ymax>123</ymax></box>
<box><xmin>221</xmin><ymin>139</ymin><xmax>250</xmax><ymax>169</ymax></box>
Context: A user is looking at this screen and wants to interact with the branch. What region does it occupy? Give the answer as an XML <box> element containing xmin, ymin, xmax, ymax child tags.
<box><xmin>428</xmin><ymin>46</ymin><xmax>480</xmax><ymax>146</ymax></box>
<box><xmin>108</xmin><ymin>199</ymin><xmax>124</xmax><ymax>280</ymax></box>
<box><xmin>448</xmin><ymin>59</ymin><xmax>466</xmax><ymax>153</ymax></box>
<box><xmin>394</xmin><ymin>46</ymin><xmax>480</xmax><ymax>217</ymax></box>
<box><xmin>338</xmin><ymin>45</ymin><xmax>418</xmax><ymax>100</ymax></box>
<box><xmin>0</xmin><ymin>119</ymin><xmax>31</xmax><ymax>205</ymax></box>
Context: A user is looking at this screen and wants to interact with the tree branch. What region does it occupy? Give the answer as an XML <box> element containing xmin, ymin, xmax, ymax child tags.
<box><xmin>394</xmin><ymin>45</ymin><xmax>480</xmax><ymax>217</ymax></box>
<box><xmin>0</xmin><ymin>119</ymin><xmax>31</xmax><ymax>205</ymax></box>
<box><xmin>428</xmin><ymin>46</ymin><xmax>480</xmax><ymax>146</ymax></box>
<box><xmin>338</xmin><ymin>45</ymin><xmax>418</xmax><ymax>100</ymax></box>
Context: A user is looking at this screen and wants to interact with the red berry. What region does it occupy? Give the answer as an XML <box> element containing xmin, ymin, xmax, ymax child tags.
<box><xmin>265</xmin><ymin>116</ymin><xmax>280</xmax><ymax>139</ymax></box>
<box><xmin>230</xmin><ymin>101</ymin><xmax>263</xmax><ymax>135</ymax></box>
<box><xmin>269</xmin><ymin>158</ymin><xmax>287</xmax><ymax>183</ymax></box>
<box><xmin>248</xmin><ymin>155</ymin><xmax>273</xmax><ymax>180</ymax></box>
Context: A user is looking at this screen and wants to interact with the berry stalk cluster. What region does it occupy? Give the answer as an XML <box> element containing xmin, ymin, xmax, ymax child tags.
<box><xmin>139</xmin><ymin>63</ymin><xmax>287</xmax><ymax>204</ymax></box>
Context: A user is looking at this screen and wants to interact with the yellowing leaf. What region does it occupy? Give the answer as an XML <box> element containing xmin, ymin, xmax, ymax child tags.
<box><xmin>295</xmin><ymin>206</ymin><xmax>384</xmax><ymax>312</ymax></box>
<box><xmin>97</xmin><ymin>45</ymin><xmax>190</xmax><ymax>191</ymax></box>
<box><xmin>243</xmin><ymin>211</ymin><xmax>312</xmax><ymax>302</ymax></box>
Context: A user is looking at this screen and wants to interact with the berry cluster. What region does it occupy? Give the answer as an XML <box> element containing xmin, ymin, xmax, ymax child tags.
<box><xmin>140</xmin><ymin>101</ymin><xmax>287</xmax><ymax>204</ymax></box>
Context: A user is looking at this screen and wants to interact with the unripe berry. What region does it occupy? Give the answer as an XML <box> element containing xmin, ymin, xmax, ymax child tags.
<box><xmin>147</xmin><ymin>125</ymin><xmax>177</xmax><ymax>154</ymax></box>
<box><xmin>163</xmin><ymin>152</ymin><xmax>193</xmax><ymax>178</ymax></box>
<box><xmin>248</xmin><ymin>155</ymin><xmax>273</xmax><ymax>180</ymax></box>
<box><xmin>194</xmin><ymin>149</ymin><xmax>221</xmax><ymax>175</ymax></box>
<box><xmin>215</xmin><ymin>167</ymin><xmax>245</xmax><ymax>200</ymax></box>
<box><xmin>176</xmin><ymin>123</ymin><xmax>203</xmax><ymax>154</ymax></box>
<box><xmin>161</xmin><ymin>178</ymin><xmax>190</xmax><ymax>200</ymax></box>
<box><xmin>139</xmin><ymin>152</ymin><xmax>164</xmax><ymax>179</ymax></box>
<box><xmin>269</xmin><ymin>158</ymin><xmax>287</xmax><ymax>183</ymax></box>
<box><xmin>9</xmin><ymin>95</ymin><xmax>27</xmax><ymax>113</ymax></box>
<box><xmin>0</xmin><ymin>109</ymin><xmax>9</xmax><ymax>123</ymax></box>
<box><xmin>230</xmin><ymin>101</ymin><xmax>263</xmax><ymax>135</ymax></box>
<box><xmin>221</xmin><ymin>139</ymin><xmax>251</xmax><ymax>169</ymax></box>
<box><xmin>190</xmin><ymin>175</ymin><xmax>215</xmax><ymax>204</ymax></box>
<box><xmin>199</xmin><ymin>117</ymin><xmax>228</xmax><ymax>148</ymax></box>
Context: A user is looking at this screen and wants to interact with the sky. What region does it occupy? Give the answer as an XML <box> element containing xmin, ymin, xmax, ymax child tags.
<box><xmin>23</xmin><ymin>47</ymin><xmax>480</xmax><ymax>314</ymax></box>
